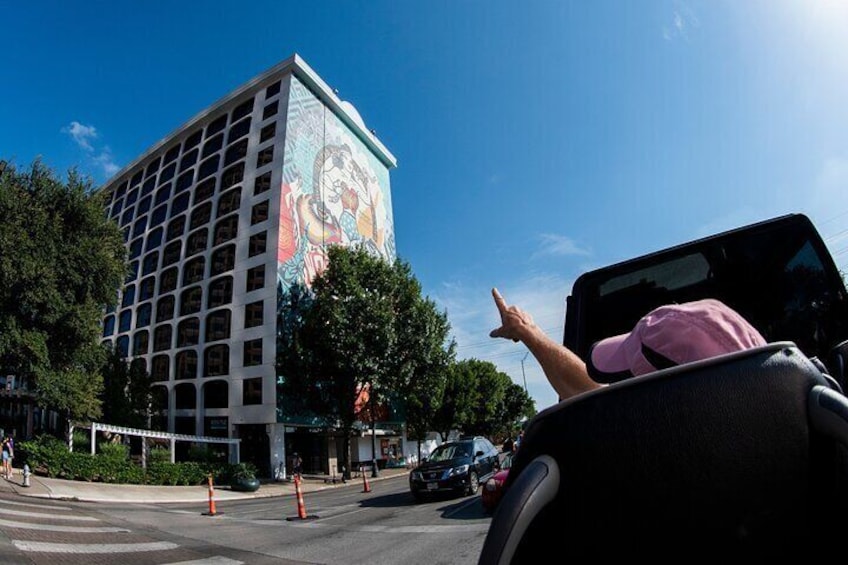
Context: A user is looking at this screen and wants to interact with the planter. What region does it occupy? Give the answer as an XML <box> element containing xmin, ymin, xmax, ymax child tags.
<box><xmin>230</xmin><ymin>477</ymin><xmax>260</xmax><ymax>492</ymax></box>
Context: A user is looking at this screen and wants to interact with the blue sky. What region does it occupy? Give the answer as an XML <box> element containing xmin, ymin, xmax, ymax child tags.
<box><xmin>3</xmin><ymin>1</ymin><xmax>848</xmax><ymax>411</ymax></box>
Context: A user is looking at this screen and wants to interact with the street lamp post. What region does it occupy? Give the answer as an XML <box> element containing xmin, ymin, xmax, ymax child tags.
<box><xmin>520</xmin><ymin>352</ymin><xmax>529</xmax><ymax>394</ymax></box>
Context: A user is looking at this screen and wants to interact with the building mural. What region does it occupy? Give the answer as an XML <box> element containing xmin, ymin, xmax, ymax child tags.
<box><xmin>277</xmin><ymin>77</ymin><xmax>395</xmax><ymax>289</ymax></box>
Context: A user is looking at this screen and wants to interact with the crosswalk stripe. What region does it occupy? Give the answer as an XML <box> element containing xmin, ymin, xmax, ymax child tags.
<box><xmin>13</xmin><ymin>540</ymin><xmax>180</xmax><ymax>553</ymax></box>
<box><xmin>165</xmin><ymin>558</ymin><xmax>244</xmax><ymax>565</ymax></box>
<box><xmin>0</xmin><ymin>517</ymin><xmax>129</xmax><ymax>533</ymax></box>
<box><xmin>0</xmin><ymin>507</ymin><xmax>99</xmax><ymax>521</ymax></box>
<box><xmin>0</xmin><ymin>499</ymin><xmax>72</xmax><ymax>511</ymax></box>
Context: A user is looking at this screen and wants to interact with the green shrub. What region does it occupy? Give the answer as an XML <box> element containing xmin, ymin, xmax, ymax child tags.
<box><xmin>98</xmin><ymin>442</ymin><xmax>129</xmax><ymax>461</ymax></box>
<box><xmin>148</xmin><ymin>447</ymin><xmax>171</xmax><ymax>464</ymax></box>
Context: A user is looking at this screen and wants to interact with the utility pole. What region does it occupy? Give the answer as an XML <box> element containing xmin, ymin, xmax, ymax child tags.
<box><xmin>520</xmin><ymin>351</ymin><xmax>529</xmax><ymax>394</ymax></box>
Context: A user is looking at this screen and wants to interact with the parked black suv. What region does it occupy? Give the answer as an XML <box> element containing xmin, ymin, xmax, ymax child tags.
<box><xmin>409</xmin><ymin>437</ymin><xmax>499</xmax><ymax>502</ymax></box>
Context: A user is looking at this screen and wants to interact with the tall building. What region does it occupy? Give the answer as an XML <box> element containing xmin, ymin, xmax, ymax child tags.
<box><xmin>98</xmin><ymin>54</ymin><xmax>398</xmax><ymax>475</ymax></box>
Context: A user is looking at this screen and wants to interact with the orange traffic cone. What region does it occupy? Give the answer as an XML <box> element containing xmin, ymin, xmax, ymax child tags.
<box><xmin>286</xmin><ymin>475</ymin><xmax>318</xmax><ymax>521</ymax></box>
<box><xmin>295</xmin><ymin>476</ymin><xmax>307</xmax><ymax>519</ymax></box>
<box><xmin>361</xmin><ymin>466</ymin><xmax>371</xmax><ymax>493</ymax></box>
<box><xmin>204</xmin><ymin>474</ymin><xmax>217</xmax><ymax>516</ymax></box>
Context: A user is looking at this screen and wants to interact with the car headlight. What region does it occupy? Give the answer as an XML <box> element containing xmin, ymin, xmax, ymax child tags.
<box><xmin>411</xmin><ymin>471</ymin><xmax>422</xmax><ymax>481</ymax></box>
<box><xmin>446</xmin><ymin>464</ymin><xmax>469</xmax><ymax>478</ymax></box>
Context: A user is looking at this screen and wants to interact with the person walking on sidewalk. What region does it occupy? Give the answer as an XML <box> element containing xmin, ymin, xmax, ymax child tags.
<box><xmin>1</xmin><ymin>434</ymin><xmax>13</xmax><ymax>479</ymax></box>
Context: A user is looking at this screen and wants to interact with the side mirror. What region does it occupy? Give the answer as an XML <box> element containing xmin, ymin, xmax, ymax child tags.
<box><xmin>476</xmin><ymin>450</ymin><xmax>485</xmax><ymax>458</ymax></box>
<box><xmin>421</xmin><ymin>457</ymin><xmax>428</xmax><ymax>463</ymax></box>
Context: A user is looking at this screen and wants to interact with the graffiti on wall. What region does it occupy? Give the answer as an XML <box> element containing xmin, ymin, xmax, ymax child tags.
<box><xmin>277</xmin><ymin>77</ymin><xmax>395</xmax><ymax>288</ymax></box>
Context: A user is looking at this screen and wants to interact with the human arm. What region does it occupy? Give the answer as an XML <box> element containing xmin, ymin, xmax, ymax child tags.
<box><xmin>489</xmin><ymin>288</ymin><xmax>603</xmax><ymax>401</ymax></box>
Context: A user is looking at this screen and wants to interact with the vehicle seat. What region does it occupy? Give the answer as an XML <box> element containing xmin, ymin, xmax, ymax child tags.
<box><xmin>479</xmin><ymin>342</ymin><xmax>848</xmax><ymax>564</ymax></box>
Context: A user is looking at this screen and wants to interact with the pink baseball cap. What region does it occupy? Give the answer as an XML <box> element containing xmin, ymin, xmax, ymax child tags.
<box><xmin>588</xmin><ymin>298</ymin><xmax>767</xmax><ymax>378</ymax></box>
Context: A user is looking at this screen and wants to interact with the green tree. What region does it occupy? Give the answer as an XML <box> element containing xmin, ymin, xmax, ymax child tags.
<box><xmin>433</xmin><ymin>359</ymin><xmax>481</xmax><ymax>442</ymax></box>
<box><xmin>277</xmin><ymin>245</ymin><xmax>454</xmax><ymax>478</ymax></box>
<box><xmin>101</xmin><ymin>347</ymin><xmax>154</xmax><ymax>429</ymax></box>
<box><xmin>0</xmin><ymin>161</ymin><xmax>126</xmax><ymax>432</ymax></box>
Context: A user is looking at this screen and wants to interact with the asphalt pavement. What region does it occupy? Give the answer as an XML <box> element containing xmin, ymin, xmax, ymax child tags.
<box><xmin>0</xmin><ymin>467</ymin><xmax>410</xmax><ymax>504</ymax></box>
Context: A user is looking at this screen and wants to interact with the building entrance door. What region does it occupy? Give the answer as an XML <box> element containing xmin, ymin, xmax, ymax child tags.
<box><xmin>237</xmin><ymin>424</ymin><xmax>270</xmax><ymax>477</ymax></box>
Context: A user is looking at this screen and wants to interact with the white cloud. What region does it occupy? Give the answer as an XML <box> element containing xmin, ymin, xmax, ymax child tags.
<box><xmin>62</xmin><ymin>121</ymin><xmax>121</xmax><ymax>179</ymax></box>
<box><xmin>663</xmin><ymin>1</ymin><xmax>699</xmax><ymax>41</ymax></box>
<box><xmin>531</xmin><ymin>233</ymin><xmax>591</xmax><ymax>259</ymax></box>
<box><xmin>62</xmin><ymin>121</ymin><xmax>98</xmax><ymax>152</ymax></box>
<box><xmin>93</xmin><ymin>147</ymin><xmax>120</xmax><ymax>177</ymax></box>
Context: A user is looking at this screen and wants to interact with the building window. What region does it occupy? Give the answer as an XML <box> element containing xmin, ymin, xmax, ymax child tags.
<box><xmin>119</xmin><ymin>310</ymin><xmax>132</xmax><ymax>332</ymax></box>
<box><xmin>251</xmin><ymin>200</ymin><xmax>269</xmax><ymax>225</ymax></box>
<box><xmin>137</xmin><ymin>194</ymin><xmax>152</xmax><ymax>215</ymax></box>
<box><xmin>248</xmin><ymin>231</ymin><xmax>267</xmax><ymax>257</ymax></box>
<box><xmin>126</xmin><ymin>261</ymin><xmax>139</xmax><ymax>283</ymax></box>
<box><xmin>207</xmin><ymin>114</ymin><xmax>227</xmax><ymax>137</ymax></box>
<box><xmin>164</xmin><ymin>144</ymin><xmax>180</xmax><ymax>165</ymax></box>
<box><xmin>127</xmin><ymin>243</ymin><xmax>141</xmax><ymax>264</ymax></box>
<box><xmin>111</xmin><ymin>198</ymin><xmax>124</xmax><ymax>218</ymax></box>
<box><xmin>194</xmin><ymin>178</ymin><xmax>216</xmax><ymax>206</ymax></box>
<box><xmin>224</xmin><ymin>139</ymin><xmax>248</xmax><ymax>167</ymax></box>
<box><xmin>153</xmin><ymin>325</ymin><xmax>172</xmax><ymax>352</ymax></box>
<box><xmin>121</xmin><ymin>285</ymin><xmax>136</xmax><ymax>308</ymax></box>
<box><xmin>133</xmin><ymin>331</ymin><xmax>149</xmax><ymax>356</ymax></box>
<box><xmin>145</xmin><ymin>227</ymin><xmax>163</xmax><ymax>252</ymax></box>
<box><xmin>117</xmin><ymin>335</ymin><xmax>129</xmax><ymax>358</ymax></box>
<box><xmin>190</xmin><ymin>202</ymin><xmax>213</xmax><ymax>230</ymax></box>
<box><xmin>176</xmin><ymin>170</ymin><xmax>195</xmax><ymax>195</ymax></box>
<box><xmin>260</xmin><ymin>123</ymin><xmax>276</xmax><ymax>143</ymax></box>
<box><xmin>115</xmin><ymin>181</ymin><xmax>128</xmax><ymax>199</ymax></box>
<box><xmin>217</xmin><ymin>187</ymin><xmax>241</xmax><ymax>217</ymax></box>
<box><xmin>126</xmin><ymin>187</ymin><xmax>139</xmax><ymax>206</ymax></box>
<box><xmin>211</xmin><ymin>245</ymin><xmax>235</xmax><ymax>275</ymax></box>
<box><xmin>256</xmin><ymin>146</ymin><xmax>274</xmax><ymax>168</ymax></box>
<box><xmin>156</xmin><ymin>295</ymin><xmax>175</xmax><ymax>322</ymax></box>
<box><xmin>213</xmin><ymin>215</ymin><xmax>238</xmax><ymax>245</ymax></box>
<box><xmin>176</xmin><ymin>351</ymin><xmax>198</xmax><ymax>380</ymax></box>
<box><xmin>121</xmin><ymin>208</ymin><xmax>134</xmax><ymax>227</ymax></box>
<box><xmin>204</xmin><ymin>345</ymin><xmax>229</xmax><ymax>377</ymax></box>
<box><xmin>131</xmin><ymin>216</ymin><xmax>147</xmax><ymax>239</ymax></box>
<box><xmin>123</xmin><ymin>226</ymin><xmax>131</xmax><ymax>243</ymax></box>
<box><xmin>221</xmin><ymin>162</ymin><xmax>244</xmax><ymax>191</ymax></box>
<box><xmin>262</xmin><ymin>100</ymin><xmax>278</xmax><ymax>120</ymax></box>
<box><xmin>204</xmin><ymin>381</ymin><xmax>228</xmax><ymax>409</ymax></box>
<box><xmin>102</xmin><ymin>315</ymin><xmax>115</xmax><ymax>337</ymax></box>
<box><xmin>177</xmin><ymin>317</ymin><xmax>200</xmax><ymax>347</ymax></box>
<box><xmin>207</xmin><ymin>276</ymin><xmax>233</xmax><ymax>308</ymax></box>
<box><xmin>142</xmin><ymin>251</ymin><xmax>159</xmax><ymax>276</ymax></box>
<box><xmin>232</xmin><ymin>98</ymin><xmax>254</xmax><ymax>121</ymax></box>
<box><xmin>152</xmin><ymin>354</ymin><xmax>169</xmax><ymax>381</ymax></box>
<box><xmin>139</xmin><ymin>276</ymin><xmax>156</xmax><ymax>301</ymax></box>
<box><xmin>266</xmin><ymin>81</ymin><xmax>280</xmax><ymax>98</ymax></box>
<box><xmin>197</xmin><ymin>155</ymin><xmax>219</xmax><ymax>181</ymax></box>
<box><xmin>160</xmin><ymin>161</ymin><xmax>176</xmax><ymax>183</ymax></box>
<box><xmin>167</xmin><ymin>215</ymin><xmax>186</xmax><ymax>241</ymax></box>
<box><xmin>205</xmin><ymin>309</ymin><xmax>231</xmax><ymax>342</ymax></box>
<box><xmin>183</xmin><ymin>257</ymin><xmax>205</xmax><ymax>285</ymax></box>
<box><xmin>254</xmin><ymin>171</ymin><xmax>272</xmax><ymax>195</ymax></box>
<box><xmin>136</xmin><ymin>303</ymin><xmax>152</xmax><ymax>328</ymax></box>
<box><xmin>159</xmin><ymin>267</ymin><xmax>178</xmax><ymax>294</ymax></box>
<box><xmin>156</xmin><ymin>182</ymin><xmax>172</xmax><ymax>204</ymax></box>
<box><xmin>175</xmin><ymin>383</ymin><xmax>196</xmax><ymax>408</ymax></box>
<box><xmin>162</xmin><ymin>240</ymin><xmax>181</xmax><ymax>267</ymax></box>
<box><xmin>180</xmin><ymin>286</ymin><xmax>203</xmax><ymax>316</ymax></box>
<box><xmin>245</xmin><ymin>301</ymin><xmax>263</xmax><ymax>328</ymax></box>
<box><xmin>150</xmin><ymin>204</ymin><xmax>168</xmax><ymax>228</ymax></box>
<box><xmin>202</xmin><ymin>133</ymin><xmax>223</xmax><ymax>159</ymax></box>
<box><xmin>246</xmin><ymin>265</ymin><xmax>265</xmax><ymax>292</ymax></box>
<box><xmin>145</xmin><ymin>157</ymin><xmax>161</xmax><ymax>178</ymax></box>
<box><xmin>171</xmin><ymin>192</ymin><xmax>190</xmax><ymax>215</ymax></box>
<box><xmin>179</xmin><ymin>149</ymin><xmax>199</xmax><ymax>173</ymax></box>
<box><xmin>243</xmin><ymin>377</ymin><xmax>262</xmax><ymax>405</ymax></box>
<box><xmin>185</xmin><ymin>129</ymin><xmax>203</xmax><ymax>150</ymax></box>
<box><xmin>186</xmin><ymin>228</ymin><xmax>208</xmax><ymax>257</ymax></box>
<box><xmin>227</xmin><ymin>118</ymin><xmax>251</xmax><ymax>146</ymax></box>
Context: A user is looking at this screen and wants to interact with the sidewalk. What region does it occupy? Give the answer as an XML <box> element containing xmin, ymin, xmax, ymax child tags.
<box><xmin>0</xmin><ymin>467</ymin><xmax>409</xmax><ymax>504</ymax></box>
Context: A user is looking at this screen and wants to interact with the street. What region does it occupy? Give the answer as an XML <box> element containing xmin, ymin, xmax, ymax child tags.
<box><xmin>0</xmin><ymin>475</ymin><xmax>491</xmax><ymax>564</ymax></box>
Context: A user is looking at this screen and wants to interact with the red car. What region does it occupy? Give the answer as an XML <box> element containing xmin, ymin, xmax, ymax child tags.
<box><xmin>481</xmin><ymin>452</ymin><xmax>513</xmax><ymax>513</ymax></box>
